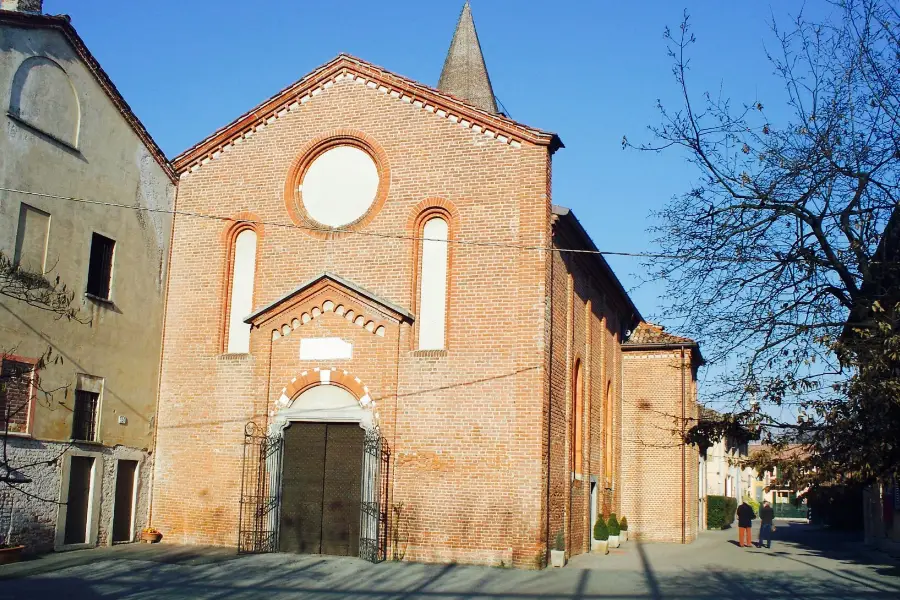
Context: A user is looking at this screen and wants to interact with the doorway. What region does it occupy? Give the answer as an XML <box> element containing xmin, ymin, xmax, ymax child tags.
<box><xmin>112</xmin><ymin>460</ymin><xmax>138</xmax><ymax>542</ymax></box>
<box><xmin>590</xmin><ymin>479</ymin><xmax>599</xmax><ymax>534</ymax></box>
<box><xmin>63</xmin><ymin>456</ymin><xmax>95</xmax><ymax>545</ymax></box>
<box><xmin>279</xmin><ymin>422</ymin><xmax>364</xmax><ymax>556</ymax></box>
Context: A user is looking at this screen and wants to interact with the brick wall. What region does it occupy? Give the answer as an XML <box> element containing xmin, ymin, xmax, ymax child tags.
<box><xmin>152</xmin><ymin>72</ymin><xmax>553</xmax><ymax>567</ymax></box>
<box><xmin>546</xmin><ymin>226</ymin><xmax>632</xmax><ymax>560</ymax></box>
<box><xmin>620</xmin><ymin>348</ymin><xmax>700</xmax><ymax>543</ymax></box>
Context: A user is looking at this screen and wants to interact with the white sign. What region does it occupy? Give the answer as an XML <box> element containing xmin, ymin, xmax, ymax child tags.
<box><xmin>300</xmin><ymin>337</ymin><xmax>352</xmax><ymax>361</ymax></box>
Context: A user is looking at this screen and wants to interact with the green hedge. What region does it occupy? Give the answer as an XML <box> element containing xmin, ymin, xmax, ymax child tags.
<box><xmin>708</xmin><ymin>496</ymin><xmax>738</xmax><ymax>529</ymax></box>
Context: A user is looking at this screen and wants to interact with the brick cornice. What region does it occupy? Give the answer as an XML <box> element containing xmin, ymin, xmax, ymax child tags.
<box><xmin>173</xmin><ymin>54</ymin><xmax>562</xmax><ymax>176</ymax></box>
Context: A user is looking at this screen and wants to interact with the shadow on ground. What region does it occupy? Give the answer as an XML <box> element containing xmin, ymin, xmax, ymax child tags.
<box><xmin>1</xmin><ymin>523</ymin><xmax>898</xmax><ymax>600</ymax></box>
<box><xmin>766</xmin><ymin>521</ymin><xmax>900</xmax><ymax>579</ymax></box>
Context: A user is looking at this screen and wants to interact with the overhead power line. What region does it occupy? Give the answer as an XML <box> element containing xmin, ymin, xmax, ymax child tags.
<box><xmin>0</xmin><ymin>186</ymin><xmax>782</xmax><ymax>264</ymax></box>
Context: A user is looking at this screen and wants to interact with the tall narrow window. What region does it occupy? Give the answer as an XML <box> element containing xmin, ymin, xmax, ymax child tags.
<box><xmin>226</xmin><ymin>229</ymin><xmax>258</xmax><ymax>353</ymax></box>
<box><xmin>0</xmin><ymin>359</ymin><xmax>34</xmax><ymax>434</ymax></box>
<box><xmin>572</xmin><ymin>360</ymin><xmax>584</xmax><ymax>475</ymax></box>
<box><xmin>14</xmin><ymin>203</ymin><xmax>50</xmax><ymax>274</ymax></box>
<box><xmin>605</xmin><ymin>382</ymin><xmax>614</xmax><ymax>483</ymax></box>
<box><xmin>417</xmin><ymin>217</ymin><xmax>449</xmax><ymax>350</ymax></box>
<box><xmin>86</xmin><ymin>233</ymin><xmax>115</xmax><ymax>299</ymax></box>
<box><xmin>72</xmin><ymin>390</ymin><xmax>99</xmax><ymax>442</ymax></box>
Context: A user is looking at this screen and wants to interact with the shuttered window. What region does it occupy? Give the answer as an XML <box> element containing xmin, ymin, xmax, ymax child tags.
<box><xmin>86</xmin><ymin>233</ymin><xmax>115</xmax><ymax>299</ymax></box>
<box><xmin>72</xmin><ymin>390</ymin><xmax>99</xmax><ymax>442</ymax></box>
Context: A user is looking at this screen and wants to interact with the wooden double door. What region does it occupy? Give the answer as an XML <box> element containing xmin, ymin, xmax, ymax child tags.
<box><xmin>278</xmin><ymin>422</ymin><xmax>364</xmax><ymax>556</ymax></box>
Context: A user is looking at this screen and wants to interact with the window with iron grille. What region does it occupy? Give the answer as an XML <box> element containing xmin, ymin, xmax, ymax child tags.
<box><xmin>0</xmin><ymin>359</ymin><xmax>33</xmax><ymax>434</ymax></box>
<box><xmin>86</xmin><ymin>233</ymin><xmax>115</xmax><ymax>299</ymax></box>
<box><xmin>72</xmin><ymin>390</ymin><xmax>99</xmax><ymax>442</ymax></box>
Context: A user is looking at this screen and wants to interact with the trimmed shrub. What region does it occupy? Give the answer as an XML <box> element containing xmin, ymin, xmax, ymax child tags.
<box><xmin>554</xmin><ymin>530</ymin><xmax>565</xmax><ymax>551</ymax></box>
<box><xmin>619</xmin><ymin>516</ymin><xmax>629</xmax><ymax>531</ymax></box>
<box><xmin>607</xmin><ymin>513</ymin><xmax>621</xmax><ymax>536</ymax></box>
<box><xmin>707</xmin><ymin>495</ymin><xmax>739</xmax><ymax>529</ymax></box>
<box><xmin>593</xmin><ymin>519</ymin><xmax>609</xmax><ymax>541</ymax></box>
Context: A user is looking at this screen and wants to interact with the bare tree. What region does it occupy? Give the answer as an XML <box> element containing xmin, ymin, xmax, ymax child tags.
<box><xmin>1</xmin><ymin>250</ymin><xmax>86</xmax><ymax>495</ymax></box>
<box><xmin>628</xmin><ymin>0</ymin><xmax>900</xmax><ymax>487</ymax></box>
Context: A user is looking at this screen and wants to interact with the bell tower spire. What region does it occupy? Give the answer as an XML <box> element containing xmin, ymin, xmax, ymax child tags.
<box><xmin>437</xmin><ymin>1</ymin><xmax>498</xmax><ymax>114</ymax></box>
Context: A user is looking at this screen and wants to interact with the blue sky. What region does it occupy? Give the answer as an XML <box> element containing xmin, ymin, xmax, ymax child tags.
<box><xmin>45</xmin><ymin>0</ymin><xmax>827</xmax><ymax>335</ymax></box>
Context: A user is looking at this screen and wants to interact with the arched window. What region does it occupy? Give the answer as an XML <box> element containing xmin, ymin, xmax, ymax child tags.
<box><xmin>605</xmin><ymin>381</ymin><xmax>614</xmax><ymax>483</ymax></box>
<box><xmin>572</xmin><ymin>360</ymin><xmax>584</xmax><ymax>475</ymax></box>
<box><xmin>417</xmin><ymin>216</ymin><xmax>449</xmax><ymax>350</ymax></box>
<box><xmin>226</xmin><ymin>228</ymin><xmax>257</xmax><ymax>353</ymax></box>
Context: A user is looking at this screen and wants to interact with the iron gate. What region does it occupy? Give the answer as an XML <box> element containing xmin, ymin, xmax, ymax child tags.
<box><xmin>238</xmin><ymin>421</ymin><xmax>390</xmax><ymax>563</ymax></box>
<box><xmin>238</xmin><ymin>422</ymin><xmax>283</xmax><ymax>553</ymax></box>
<box><xmin>360</xmin><ymin>428</ymin><xmax>390</xmax><ymax>563</ymax></box>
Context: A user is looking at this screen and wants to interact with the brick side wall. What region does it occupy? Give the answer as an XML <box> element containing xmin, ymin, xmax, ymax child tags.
<box><xmin>620</xmin><ymin>348</ymin><xmax>699</xmax><ymax>543</ymax></box>
<box><xmin>152</xmin><ymin>77</ymin><xmax>551</xmax><ymax>567</ymax></box>
<box><xmin>546</xmin><ymin>242</ymin><xmax>628</xmax><ymax>560</ymax></box>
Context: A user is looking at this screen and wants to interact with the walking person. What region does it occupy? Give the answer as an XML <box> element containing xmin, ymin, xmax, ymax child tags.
<box><xmin>736</xmin><ymin>500</ymin><xmax>756</xmax><ymax>547</ymax></box>
<box><xmin>758</xmin><ymin>501</ymin><xmax>775</xmax><ymax>549</ymax></box>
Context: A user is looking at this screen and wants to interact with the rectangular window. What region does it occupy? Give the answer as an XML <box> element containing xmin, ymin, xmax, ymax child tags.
<box><xmin>13</xmin><ymin>203</ymin><xmax>50</xmax><ymax>273</ymax></box>
<box><xmin>0</xmin><ymin>359</ymin><xmax>34</xmax><ymax>433</ymax></box>
<box><xmin>72</xmin><ymin>390</ymin><xmax>99</xmax><ymax>442</ymax></box>
<box><xmin>86</xmin><ymin>233</ymin><xmax>115</xmax><ymax>299</ymax></box>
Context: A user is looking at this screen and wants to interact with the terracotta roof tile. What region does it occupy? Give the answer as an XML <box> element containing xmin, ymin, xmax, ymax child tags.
<box><xmin>624</xmin><ymin>322</ymin><xmax>697</xmax><ymax>346</ymax></box>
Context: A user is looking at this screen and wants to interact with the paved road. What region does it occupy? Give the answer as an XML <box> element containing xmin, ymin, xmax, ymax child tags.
<box><xmin>1</xmin><ymin>522</ymin><xmax>897</xmax><ymax>599</ymax></box>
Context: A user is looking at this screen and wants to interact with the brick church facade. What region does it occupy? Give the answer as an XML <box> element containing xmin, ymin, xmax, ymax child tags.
<box><xmin>151</xmin><ymin>3</ymin><xmax>701</xmax><ymax>568</ymax></box>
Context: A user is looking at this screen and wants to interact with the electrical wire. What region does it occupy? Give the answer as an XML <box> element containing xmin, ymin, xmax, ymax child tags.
<box><xmin>0</xmin><ymin>185</ymin><xmax>785</xmax><ymax>263</ymax></box>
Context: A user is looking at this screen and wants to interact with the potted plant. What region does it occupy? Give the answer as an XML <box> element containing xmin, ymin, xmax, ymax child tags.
<box><xmin>607</xmin><ymin>514</ymin><xmax>621</xmax><ymax>548</ymax></box>
<box><xmin>550</xmin><ymin>530</ymin><xmax>566</xmax><ymax>567</ymax></box>
<box><xmin>619</xmin><ymin>516</ymin><xmax>629</xmax><ymax>542</ymax></box>
<box><xmin>591</xmin><ymin>519</ymin><xmax>609</xmax><ymax>555</ymax></box>
<box><xmin>140</xmin><ymin>527</ymin><xmax>162</xmax><ymax>543</ymax></box>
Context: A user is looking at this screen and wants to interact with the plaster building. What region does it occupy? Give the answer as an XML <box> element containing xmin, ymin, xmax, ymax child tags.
<box><xmin>151</xmin><ymin>3</ymin><xmax>701</xmax><ymax>568</ymax></box>
<box><xmin>0</xmin><ymin>3</ymin><xmax>175</xmax><ymax>553</ymax></box>
<box><xmin>702</xmin><ymin>408</ymin><xmax>749</xmax><ymax>501</ymax></box>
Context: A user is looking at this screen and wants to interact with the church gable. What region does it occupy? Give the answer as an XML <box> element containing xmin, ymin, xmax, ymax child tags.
<box><xmin>174</xmin><ymin>55</ymin><xmax>560</xmax><ymax>178</ymax></box>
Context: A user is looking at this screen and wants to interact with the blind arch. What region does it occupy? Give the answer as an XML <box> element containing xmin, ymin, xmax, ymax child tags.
<box><xmin>226</xmin><ymin>228</ymin><xmax>258</xmax><ymax>353</ymax></box>
<box><xmin>417</xmin><ymin>216</ymin><xmax>449</xmax><ymax>350</ymax></box>
<box><xmin>572</xmin><ymin>360</ymin><xmax>584</xmax><ymax>474</ymax></box>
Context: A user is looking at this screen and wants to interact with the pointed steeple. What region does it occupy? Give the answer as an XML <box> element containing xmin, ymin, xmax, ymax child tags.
<box><xmin>438</xmin><ymin>1</ymin><xmax>498</xmax><ymax>114</ymax></box>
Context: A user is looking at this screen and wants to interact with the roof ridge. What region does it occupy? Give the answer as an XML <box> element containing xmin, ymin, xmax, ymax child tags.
<box><xmin>624</xmin><ymin>321</ymin><xmax>698</xmax><ymax>346</ymax></box>
<box><xmin>173</xmin><ymin>53</ymin><xmax>561</xmax><ymax>174</ymax></box>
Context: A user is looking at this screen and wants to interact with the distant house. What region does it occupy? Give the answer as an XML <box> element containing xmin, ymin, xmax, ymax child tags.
<box><xmin>701</xmin><ymin>407</ymin><xmax>749</xmax><ymax>501</ymax></box>
<box><xmin>748</xmin><ymin>444</ymin><xmax>810</xmax><ymax>520</ymax></box>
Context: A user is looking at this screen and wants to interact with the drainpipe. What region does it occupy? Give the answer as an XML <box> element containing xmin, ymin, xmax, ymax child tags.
<box><xmin>680</xmin><ymin>346</ymin><xmax>686</xmax><ymax>545</ymax></box>
<box><xmin>147</xmin><ymin>184</ymin><xmax>178</xmax><ymax>527</ymax></box>
<box><xmin>545</xmin><ymin>251</ymin><xmax>555</xmax><ymax>561</ymax></box>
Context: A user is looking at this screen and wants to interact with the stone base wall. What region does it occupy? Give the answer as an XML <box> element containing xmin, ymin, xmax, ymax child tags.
<box><xmin>0</xmin><ymin>436</ymin><xmax>151</xmax><ymax>554</ymax></box>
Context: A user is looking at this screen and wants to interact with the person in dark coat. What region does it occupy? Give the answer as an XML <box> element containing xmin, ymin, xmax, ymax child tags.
<box><xmin>736</xmin><ymin>500</ymin><xmax>756</xmax><ymax>547</ymax></box>
<box><xmin>758</xmin><ymin>501</ymin><xmax>775</xmax><ymax>548</ymax></box>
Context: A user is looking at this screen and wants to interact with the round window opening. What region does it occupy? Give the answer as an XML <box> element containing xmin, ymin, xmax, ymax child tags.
<box><xmin>300</xmin><ymin>145</ymin><xmax>379</xmax><ymax>228</ymax></box>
